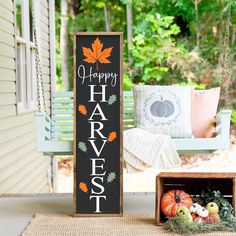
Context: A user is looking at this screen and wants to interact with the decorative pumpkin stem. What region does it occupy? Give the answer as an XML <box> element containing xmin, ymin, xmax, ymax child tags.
<box><xmin>174</xmin><ymin>192</ymin><xmax>181</xmax><ymax>203</ymax></box>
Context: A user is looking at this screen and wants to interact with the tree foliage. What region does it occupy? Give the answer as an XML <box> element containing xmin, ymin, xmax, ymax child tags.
<box><xmin>55</xmin><ymin>0</ymin><xmax>236</xmax><ymax>115</ymax></box>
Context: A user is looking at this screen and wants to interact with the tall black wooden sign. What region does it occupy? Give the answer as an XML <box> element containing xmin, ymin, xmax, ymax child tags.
<box><xmin>74</xmin><ymin>33</ymin><xmax>123</xmax><ymax>216</ymax></box>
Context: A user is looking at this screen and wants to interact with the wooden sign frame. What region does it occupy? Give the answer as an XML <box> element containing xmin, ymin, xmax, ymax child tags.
<box><xmin>73</xmin><ymin>32</ymin><xmax>123</xmax><ymax>216</ymax></box>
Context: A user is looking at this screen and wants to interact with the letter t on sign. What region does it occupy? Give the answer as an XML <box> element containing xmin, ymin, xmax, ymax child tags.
<box><xmin>74</xmin><ymin>33</ymin><xmax>123</xmax><ymax>216</ymax></box>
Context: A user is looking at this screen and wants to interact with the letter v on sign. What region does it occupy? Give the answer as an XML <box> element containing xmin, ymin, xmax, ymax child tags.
<box><xmin>89</xmin><ymin>140</ymin><xmax>107</xmax><ymax>157</ymax></box>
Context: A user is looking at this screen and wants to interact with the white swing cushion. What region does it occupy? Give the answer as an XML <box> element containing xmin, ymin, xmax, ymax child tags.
<box><xmin>133</xmin><ymin>85</ymin><xmax>192</xmax><ymax>138</ymax></box>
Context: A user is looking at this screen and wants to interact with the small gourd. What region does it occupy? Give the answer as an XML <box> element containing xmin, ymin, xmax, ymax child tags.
<box><xmin>205</xmin><ymin>213</ymin><xmax>221</xmax><ymax>224</ymax></box>
<box><xmin>175</xmin><ymin>206</ymin><xmax>193</xmax><ymax>225</ymax></box>
<box><xmin>196</xmin><ymin>206</ymin><xmax>209</xmax><ymax>218</ymax></box>
<box><xmin>189</xmin><ymin>203</ymin><xmax>201</xmax><ymax>214</ymax></box>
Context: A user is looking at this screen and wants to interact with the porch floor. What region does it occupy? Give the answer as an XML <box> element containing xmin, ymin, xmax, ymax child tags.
<box><xmin>0</xmin><ymin>192</ymin><xmax>155</xmax><ymax>236</ymax></box>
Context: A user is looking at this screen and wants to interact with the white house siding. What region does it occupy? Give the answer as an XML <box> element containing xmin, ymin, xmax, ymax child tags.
<box><xmin>0</xmin><ymin>0</ymin><xmax>55</xmax><ymax>194</ymax></box>
<box><xmin>40</xmin><ymin>0</ymin><xmax>52</xmax><ymax>114</ymax></box>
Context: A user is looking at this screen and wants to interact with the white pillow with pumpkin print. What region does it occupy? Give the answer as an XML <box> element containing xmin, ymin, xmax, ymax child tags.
<box><xmin>133</xmin><ymin>85</ymin><xmax>192</xmax><ymax>138</ymax></box>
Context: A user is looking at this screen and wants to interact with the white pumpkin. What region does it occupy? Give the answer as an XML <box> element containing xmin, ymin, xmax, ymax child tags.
<box><xmin>197</xmin><ymin>207</ymin><xmax>209</xmax><ymax>218</ymax></box>
<box><xmin>189</xmin><ymin>203</ymin><xmax>201</xmax><ymax>214</ymax></box>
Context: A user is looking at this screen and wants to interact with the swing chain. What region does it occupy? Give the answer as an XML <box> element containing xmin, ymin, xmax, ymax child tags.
<box><xmin>32</xmin><ymin>9</ymin><xmax>47</xmax><ymax>115</ymax></box>
<box><xmin>221</xmin><ymin>4</ymin><xmax>232</xmax><ymax>108</ymax></box>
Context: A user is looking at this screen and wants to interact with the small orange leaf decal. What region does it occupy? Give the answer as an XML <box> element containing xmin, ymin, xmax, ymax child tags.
<box><xmin>78</xmin><ymin>104</ymin><xmax>87</xmax><ymax>116</ymax></box>
<box><xmin>79</xmin><ymin>182</ymin><xmax>88</xmax><ymax>193</ymax></box>
<box><xmin>107</xmin><ymin>131</ymin><xmax>117</xmax><ymax>142</ymax></box>
<box><xmin>82</xmin><ymin>37</ymin><xmax>113</xmax><ymax>71</ymax></box>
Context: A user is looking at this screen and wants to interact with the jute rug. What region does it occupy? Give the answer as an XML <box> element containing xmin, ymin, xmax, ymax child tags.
<box><xmin>22</xmin><ymin>214</ymin><xmax>236</xmax><ymax>236</ymax></box>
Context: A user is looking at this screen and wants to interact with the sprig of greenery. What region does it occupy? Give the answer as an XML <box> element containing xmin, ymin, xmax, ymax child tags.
<box><xmin>164</xmin><ymin>216</ymin><xmax>235</xmax><ymax>235</ymax></box>
<box><xmin>201</xmin><ymin>188</ymin><xmax>235</xmax><ymax>224</ymax></box>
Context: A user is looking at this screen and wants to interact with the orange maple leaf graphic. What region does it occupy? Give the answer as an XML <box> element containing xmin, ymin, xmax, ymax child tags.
<box><xmin>107</xmin><ymin>131</ymin><xmax>117</xmax><ymax>142</ymax></box>
<box><xmin>82</xmin><ymin>37</ymin><xmax>113</xmax><ymax>71</ymax></box>
<box><xmin>79</xmin><ymin>182</ymin><xmax>88</xmax><ymax>193</ymax></box>
<box><xmin>78</xmin><ymin>104</ymin><xmax>87</xmax><ymax>116</ymax></box>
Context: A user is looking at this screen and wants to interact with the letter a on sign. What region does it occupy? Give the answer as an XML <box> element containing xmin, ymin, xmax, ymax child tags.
<box><xmin>74</xmin><ymin>33</ymin><xmax>123</xmax><ymax>216</ymax></box>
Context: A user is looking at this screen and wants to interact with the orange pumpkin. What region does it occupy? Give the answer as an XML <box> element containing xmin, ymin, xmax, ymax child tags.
<box><xmin>161</xmin><ymin>190</ymin><xmax>193</xmax><ymax>217</ymax></box>
<box><xmin>205</xmin><ymin>213</ymin><xmax>221</xmax><ymax>224</ymax></box>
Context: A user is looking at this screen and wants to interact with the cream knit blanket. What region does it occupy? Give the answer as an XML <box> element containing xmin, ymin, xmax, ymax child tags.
<box><xmin>123</xmin><ymin>128</ymin><xmax>181</xmax><ymax>173</ymax></box>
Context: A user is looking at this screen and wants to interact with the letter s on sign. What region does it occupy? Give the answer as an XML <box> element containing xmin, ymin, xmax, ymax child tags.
<box><xmin>91</xmin><ymin>176</ymin><xmax>105</xmax><ymax>194</ymax></box>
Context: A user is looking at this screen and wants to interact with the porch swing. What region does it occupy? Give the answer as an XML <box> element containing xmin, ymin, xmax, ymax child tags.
<box><xmin>34</xmin><ymin>11</ymin><xmax>232</xmax><ymax>156</ymax></box>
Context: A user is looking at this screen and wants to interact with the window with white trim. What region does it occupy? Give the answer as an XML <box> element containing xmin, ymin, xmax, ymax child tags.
<box><xmin>16</xmin><ymin>0</ymin><xmax>37</xmax><ymax>112</ymax></box>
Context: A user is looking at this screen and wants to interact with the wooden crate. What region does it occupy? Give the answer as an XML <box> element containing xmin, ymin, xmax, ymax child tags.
<box><xmin>156</xmin><ymin>172</ymin><xmax>236</xmax><ymax>225</ymax></box>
